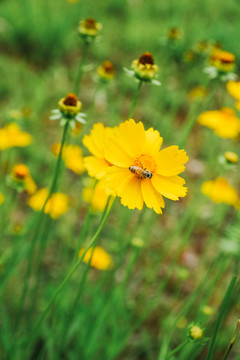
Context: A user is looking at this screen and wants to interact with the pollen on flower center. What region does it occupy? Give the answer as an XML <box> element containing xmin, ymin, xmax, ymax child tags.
<box><xmin>129</xmin><ymin>154</ymin><xmax>156</xmax><ymax>179</ymax></box>
<box><xmin>63</xmin><ymin>93</ymin><xmax>78</xmax><ymax>107</ymax></box>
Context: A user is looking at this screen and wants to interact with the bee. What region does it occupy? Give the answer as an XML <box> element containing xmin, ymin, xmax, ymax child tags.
<box><xmin>129</xmin><ymin>166</ymin><xmax>152</xmax><ymax>179</ymax></box>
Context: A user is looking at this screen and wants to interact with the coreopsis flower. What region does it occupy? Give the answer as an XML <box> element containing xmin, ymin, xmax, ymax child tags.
<box><xmin>83</xmin><ymin>123</ymin><xmax>113</xmax><ymax>179</ymax></box>
<box><xmin>82</xmin><ymin>179</ymin><xmax>115</xmax><ymax>212</ymax></box>
<box><xmin>103</xmin><ymin>119</ymin><xmax>188</xmax><ymax>214</ymax></box>
<box><xmin>78</xmin><ymin>18</ymin><xmax>102</xmax><ymax>40</ymax></box>
<box><xmin>8</xmin><ymin>164</ymin><xmax>37</xmax><ymax>194</ymax></box>
<box><xmin>50</xmin><ymin>93</ymin><xmax>86</xmax><ymax>130</ymax></box>
<box><xmin>78</xmin><ymin>246</ymin><xmax>113</xmax><ymax>270</ymax></box>
<box><xmin>204</xmin><ymin>49</ymin><xmax>237</xmax><ymax>80</ymax></box>
<box><xmin>188</xmin><ymin>324</ymin><xmax>204</xmax><ymax>341</ymax></box>
<box><xmin>97</xmin><ymin>61</ymin><xmax>115</xmax><ymax>82</ymax></box>
<box><xmin>28</xmin><ymin>188</ymin><xmax>69</xmax><ymax>219</ymax></box>
<box><xmin>51</xmin><ymin>143</ymin><xmax>85</xmax><ymax>175</ymax></box>
<box><xmin>125</xmin><ymin>52</ymin><xmax>161</xmax><ymax>86</ymax></box>
<box><xmin>198</xmin><ymin>108</ymin><xmax>240</xmax><ymax>139</ymax></box>
<box><xmin>226</xmin><ymin>80</ymin><xmax>240</xmax><ymax>110</ymax></box>
<box><xmin>201</xmin><ymin>177</ymin><xmax>239</xmax><ymax>208</ymax></box>
<box><xmin>0</xmin><ymin>193</ymin><xmax>4</xmax><ymax>206</ymax></box>
<box><xmin>0</xmin><ymin>123</ymin><xmax>32</xmax><ymax>150</ymax></box>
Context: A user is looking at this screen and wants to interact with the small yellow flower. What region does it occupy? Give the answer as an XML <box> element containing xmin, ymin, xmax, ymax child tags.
<box><xmin>224</xmin><ymin>151</ymin><xmax>238</xmax><ymax>164</ymax></box>
<box><xmin>82</xmin><ymin>179</ymin><xmax>115</xmax><ymax>212</ymax></box>
<box><xmin>0</xmin><ymin>123</ymin><xmax>32</xmax><ymax>150</ymax></box>
<box><xmin>196</xmin><ymin>40</ymin><xmax>210</xmax><ymax>54</ymax></box>
<box><xmin>188</xmin><ymin>86</ymin><xmax>207</xmax><ymax>101</ymax></box>
<box><xmin>198</xmin><ymin>108</ymin><xmax>240</xmax><ymax>139</ymax></box>
<box><xmin>209</xmin><ymin>50</ymin><xmax>235</xmax><ymax>72</ymax></box>
<box><xmin>131</xmin><ymin>52</ymin><xmax>159</xmax><ymax>82</ymax></box>
<box><xmin>201</xmin><ymin>177</ymin><xmax>239</xmax><ymax>207</ymax></box>
<box><xmin>226</xmin><ymin>80</ymin><xmax>240</xmax><ymax>109</ymax></box>
<box><xmin>189</xmin><ymin>325</ymin><xmax>204</xmax><ymax>340</ymax></box>
<box><xmin>11</xmin><ymin>164</ymin><xmax>37</xmax><ymax>194</ymax></box>
<box><xmin>202</xmin><ymin>305</ymin><xmax>214</xmax><ymax>316</ymax></box>
<box><xmin>78</xmin><ymin>18</ymin><xmax>102</xmax><ymax>38</ymax></box>
<box><xmin>97</xmin><ymin>61</ymin><xmax>115</xmax><ymax>81</ymax></box>
<box><xmin>78</xmin><ymin>246</ymin><xmax>113</xmax><ymax>270</ymax></box>
<box><xmin>104</xmin><ymin>119</ymin><xmax>188</xmax><ymax>214</ymax></box>
<box><xmin>176</xmin><ymin>317</ymin><xmax>188</xmax><ymax>329</ymax></box>
<box><xmin>167</xmin><ymin>27</ymin><xmax>183</xmax><ymax>41</ymax></box>
<box><xmin>83</xmin><ymin>123</ymin><xmax>113</xmax><ymax>179</ymax></box>
<box><xmin>0</xmin><ymin>193</ymin><xmax>4</xmax><ymax>206</ymax></box>
<box><xmin>28</xmin><ymin>188</ymin><xmax>69</xmax><ymax>219</ymax></box>
<box><xmin>51</xmin><ymin>143</ymin><xmax>85</xmax><ymax>175</ymax></box>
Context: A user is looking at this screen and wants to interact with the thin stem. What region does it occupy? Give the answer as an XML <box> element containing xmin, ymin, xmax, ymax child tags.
<box><xmin>165</xmin><ymin>339</ymin><xmax>189</xmax><ymax>359</ymax></box>
<box><xmin>128</xmin><ymin>80</ymin><xmax>142</xmax><ymax>118</ymax></box>
<box><xmin>74</xmin><ymin>42</ymin><xmax>89</xmax><ymax>95</ymax></box>
<box><xmin>206</xmin><ymin>275</ymin><xmax>237</xmax><ymax>360</ymax></box>
<box><xmin>222</xmin><ymin>319</ymin><xmax>240</xmax><ymax>360</ymax></box>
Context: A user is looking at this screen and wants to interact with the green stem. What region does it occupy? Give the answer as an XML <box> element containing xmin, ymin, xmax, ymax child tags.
<box><xmin>74</xmin><ymin>42</ymin><xmax>89</xmax><ymax>95</ymax></box>
<box><xmin>165</xmin><ymin>339</ymin><xmax>189</xmax><ymax>359</ymax></box>
<box><xmin>222</xmin><ymin>319</ymin><xmax>240</xmax><ymax>360</ymax></box>
<box><xmin>129</xmin><ymin>80</ymin><xmax>142</xmax><ymax>118</ymax></box>
<box><xmin>206</xmin><ymin>275</ymin><xmax>237</xmax><ymax>360</ymax></box>
<box><xmin>27</xmin><ymin>198</ymin><xmax>115</xmax><ymax>344</ymax></box>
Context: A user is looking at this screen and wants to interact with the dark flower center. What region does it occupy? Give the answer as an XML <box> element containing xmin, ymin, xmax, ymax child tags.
<box><xmin>103</xmin><ymin>61</ymin><xmax>114</xmax><ymax>74</ymax></box>
<box><xmin>139</xmin><ymin>52</ymin><xmax>154</xmax><ymax>65</ymax></box>
<box><xmin>85</xmin><ymin>18</ymin><xmax>97</xmax><ymax>30</ymax></box>
<box><xmin>63</xmin><ymin>93</ymin><xmax>78</xmax><ymax>107</ymax></box>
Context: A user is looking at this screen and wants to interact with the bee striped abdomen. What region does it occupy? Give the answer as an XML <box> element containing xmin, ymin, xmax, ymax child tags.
<box><xmin>129</xmin><ymin>166</ymin><xmax>152</xmax><ymax>179</ymax></box>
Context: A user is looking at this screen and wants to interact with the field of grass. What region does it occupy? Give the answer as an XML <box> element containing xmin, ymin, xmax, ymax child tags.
<box><xmin>1</xmin><ymin>0</ymin><xmax>240</xmax><ymax>359</ymax></box>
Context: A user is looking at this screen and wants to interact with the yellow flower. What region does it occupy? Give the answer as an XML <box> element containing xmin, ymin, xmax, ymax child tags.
<box><xmin>78</xmin><ymin>246</ymin><xmax>113</xmax><ymax>270</ymax></box>
<box><xmin>167</xmin><ymin>27</ymin><xmax>183</xmax><ymax>41</ymax></box>
<box><xmin>78</xmin><ymin>18</ymin><xmax>102</xmax><ymax>37</ymax></box>
<box><xmin>209</xmin><ymin>50</ymin><xmax>235</xmax><ymax>72</ymax></box>
<box><xmin>188</xmin><ymin>86</ymin><xmax>207</xmax><ymax>101</ymax></box>
<box><xmin>82</xmin><ymin>179</ymin><xmax>115</xmax><ymax>211</ymax></box>
<box><xmin>226</xmin><ymin>81</ymin><xmax>240</xmax><ymax>109</ymax></box>
<box><xmin>189</xmin><ymin>325</ymin><xmax>203</xmax><ymax>340</ymax></box>
<box><xmin>131</xmin><ymin>52</ymin><xmax>159</xmax><ymax>82</ymax></box>
<box><xmin>0</xmin><ymin>193</ymin><xmax>4</xmax><ymax>206</ymax></box>
<box><xmin>51</xmin><ymin>143</ymin><xmax>85</xmax><ymax>175</ymax></box>
<box><xmin>104</xmin><ymin>119</ymin><xmax>188</xmax><ymax>214</ymax></box>
<box><xmin>224</xmin><ymin>151</ymin><xmax>238</xmax><ymax>164</ymax></box>
<box><xmin>201</xmin><ymin>177</ymin><xmax>239</xmax><ymax>207</ymax></box>
<box><xmin>198</xmin><ymin>108</ymin><xmax>240</xmax><ymax>139</ymax></box>
<box><xmin>0</xmin><ymin>123</ymin><xmax>32</xmax><ymax>150</ymax></box>
<box><xmin>83</xmin><ymin>123</ymin><xmax>113</xmax><ymax>179</ymax></box>
<box><xmin>11</xmin><ymin>164</ymin><xmax>37</xmax><ymax>194</ymax></box>
<box><xmin>58</xmin><ymin>93</ymin><xmax>82</xmax><ymax>117</ymax></box>
<box><xmin>97</xmin><ymin>61</ymin><xmax>115</xmax><ymax>81</ymax></box>
<box><xmin>201</xmin><ymin>305</ymin><xmax>213</xmax><ymax>316</ymax></box>
<box><xmin>28</xmin><ymin>188</ymin><xmax>69</xmax><ymax>219</ymax></box>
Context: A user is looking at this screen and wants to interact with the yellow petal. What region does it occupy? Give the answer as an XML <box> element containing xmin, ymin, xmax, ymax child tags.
<box><xmin>198</xmin><ymin>110</ymin><xmax>224</xmax><ymax>129</ymax></box>
<box><xmin>104</xmin><ymin>135</ymin><xmax>133</xmax><ymax>168</ymax></box>
<box><xmin>151</xmin><ymin>174</ymin><xmax>187</xmax><ymax>200</ymax></box>
<box><xmin>141</xmin><ymin>179</ymin><xmax>165</xmax><ymax>214</ymax></box>
<box><xmin>84</xmin><ymin>156</ymin><xmax>110</xmax><ymax>179</ymax></box>
<box><xmin>155</xmin><ymin>146</ymin><xmax>188</xmax><ymax>176</ymax></box>
<box><xmin>226</xmin><ymin>81</ymin><xmax>240</xmax><ymax>101</ymax></box>
<box><xmin>119</xmin><ymin>176</ymin><xmax>144</xmax><ymax>210</ymax></box>
<box><xmin>106</xmin><ymin>166</ymin><xmax>131</xmax><ymax>193</ymax></box>
<box><xmin>143</xmin><ymin>127</ymin><xmax>163</xmax><ymax>157</ymax></box>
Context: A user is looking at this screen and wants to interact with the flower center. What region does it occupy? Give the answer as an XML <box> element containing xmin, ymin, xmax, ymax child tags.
<box><xmin>103</xmin><ymin>61</ymin><xmax>114</xmax><ymax>74</ymax></box>
<box><xmin>63</xmin><ymin>93</ymin><xmax>78</xmax><ymax>107</ymax></box>
<box><xmin>84</xmin><ymin>18</ymin><xmax>97</xmax><ymax>30</ymax></box>
<box><xmin>139</xmin><ymin>52</ymin><xmax>155</xmax><ymax>66</ymax></box>
<box><xmin>129</xmin><ymin>154</ymin><xmax>156</xmax><ymax>179</ymax></box>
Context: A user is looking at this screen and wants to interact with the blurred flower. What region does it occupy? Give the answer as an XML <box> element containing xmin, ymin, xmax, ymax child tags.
<box><xmin>28</xmin><ymin>188</ymin><xmax>69</xmax><ymax>219</ymax></box>
<box><xmin>195</xmin><ymin>40</ymin><xmax>210</xmax><ymax>54</ymax></box>
<box><xmin>8</xmin><ymin>109</ymin><xmax>22</xmax><ymax>120</ymax></box>
<box><xmin>125</xmin><ymin>52</ymin><xmax>161</xmax><ymax>85</ymax></box>
<box><xmin>78</xmin><ymin>246</ymin><xmax>113</xmax><ymax>270</ymax></box>
<box><xmin>82</xmin><ymin>179</ymin><xmax>115</xmax><ymax>211</ymax></box>
<box><xmin>204</xmin><ymin>50</ymin><xmax>236</xmax><ymax>81</ymax></box>
<box><xmin>201</xmin><ymin>177</ymin><xmax>239</xmax><ymax>208</ymax></box>
<box><xmin>188</xmin><ymin>86</ymin><xmax>207</xmax><ymax>101</ymax></box>
<box><xmin>198</xmin><ymin>108</ymin><xmax>240</xmax><ymax>139</ymax></box>
<box><xmin>226</xmin><ymin>80</ymin><xmax>240</xmax><ymax>110</ymax></box>
<box><xmin>176</xmin><ymin>317</ymin><xmax>188</xmax><ymax>329</ymax></box>
<box><xmin>97</xmin><ymin>60</ymin><xmax>115</xmax><ymax>81</ymax></box>
<box><xmin>131</xmin><ymin>237</ymin><xmax>145</xmax><ymax>248</ymax></box>
<box><xmin>83</xmin><ymin>123</ymin><xmax>113</xmax><ymax>179</ymax></box>
<box><xmin>201</xmin><ymin>305</ymin><xmax>214</xmax><ymax>316</ymax></box>
<box><xmin>78</xmin><ymin>18</ymin><xmax>102</xmax><ymax>39</ymax></box>
<box><xmin>50</xmin><ymin>93</ymin><xmax>86</xmax><ymax>131</ymax></box>
<box><xmin>167</xmin><ymin>27</ymin><xmax>183</xmax><ymax>41</ymax></box>
<box><xmin>51</xmin><ymin>143</ymin><xmax>85</xmax><ymax>175</ymax></box>
<box><xmin>104</xmin><ymin>119</ymin><xmax>188</xmax><ymax>214</ymax></box>
<box><xmin>183</xmin><ymin>50</ymin><xmax>197</xmax><ymax>63</ymax></box>
<box><xmin>224</xmin><ymin>151</ymin><xmax>238</xmax><ymax>164</ymax></box>
<box><xmin>0</xmin><ymin>193</ymin><xmax>4</xmax><ymax>206</ymax></box>
<box><xmin>9</xmin><ymin>164</ymin><xmax>37</xmax><ymax>194</ymax></box>
<box><xmin>0</xmin><ymin>123</ymin><xmax>32</xmax><ymax>150</ymax></box>
<box><xmin>188</xmin><ymin>324</ymin><xmax>204</xmax><ymax>341</ymax></box>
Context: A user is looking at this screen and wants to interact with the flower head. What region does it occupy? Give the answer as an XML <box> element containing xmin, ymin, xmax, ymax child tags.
<box><xmin>209</xmin><ymin>50</ymin><xmax>235</xmax><ymax>72</ymax></box>
<box><xmin>226</xmin><ymin>80</ymin><xmax>240</xmax><ymax>110</ymax></box>
<box><xmin>78</xmin><ymin>246</ymin><xmax>113</xmax><ymax>270</ymax></box>
<box><xmin>83</xmin><ymin>123</ymin><xmax>113</xmax><ymax>179</ymax></box>
<box><xmin>28</xmin><ymin>188</ymin><xmax>69</xmax><ymax>219</ymax></box>
<box><xmin>131</xmin><ymin>52</ymin><xmax>159</xmax><ymax>82</ymax></box>
<box><xmin>82</xmin><ymin>179</ymin><xmax>115</xmax><ymax>212</ymax></box>
<box><xmin>9</xmin><ymin>164</ymin><xmax>37</xmax><ymax>194</ymax></box>
<box><xmin>188</xmin><ymin>324</ymin><xmax>204</xmax><ymax>341</ymax></box>
<box><xmin>167</xmin><ymin>27</ymin><xmax>183</xmax><ymax>41</ymax></box>
<box><xmin>51</xmin><ymin>143</ymin><xmax>85</xmax><ymax>175</ymax></box>
<box><xmin>97</xmin><ymin>61</ymin><xmax>115</xmax><ymax>81</ymax></box>
<box><xmin>0</xmin><ymin>123</ymin><xmax>32</xmax><ymax>150</ymax></box>
<box><xmin>103</xmin><ymin>119</ymin><xmax>188</xmax><ymax>214</ymax></box>
<box><xmin>198</xmin><ymin>108</ymin><xmax>240</xmax><ymax>139</ymax></box>
<box><xmin>224</xmin><ymin>151</ymin><xmax>238</xmax><ymax>164</ymax></box>
<box><xmin>50</xmin><ymin>93</ymin><xmax>86</xmax><ymax>130</ymax></box>
<box><xmin>78</xmin><ymin>18</ymin><xmax>102</xmax><ymax>40</ymax></box>
<box><xmin>201</xmin><ymin>177</ymin><xmax>239</xmax><ymax>208</ymax></box>
<box><xmin>188</xmin><ymin>86</ymin><xmax>207</xmax><ymax>101</ymax></box>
